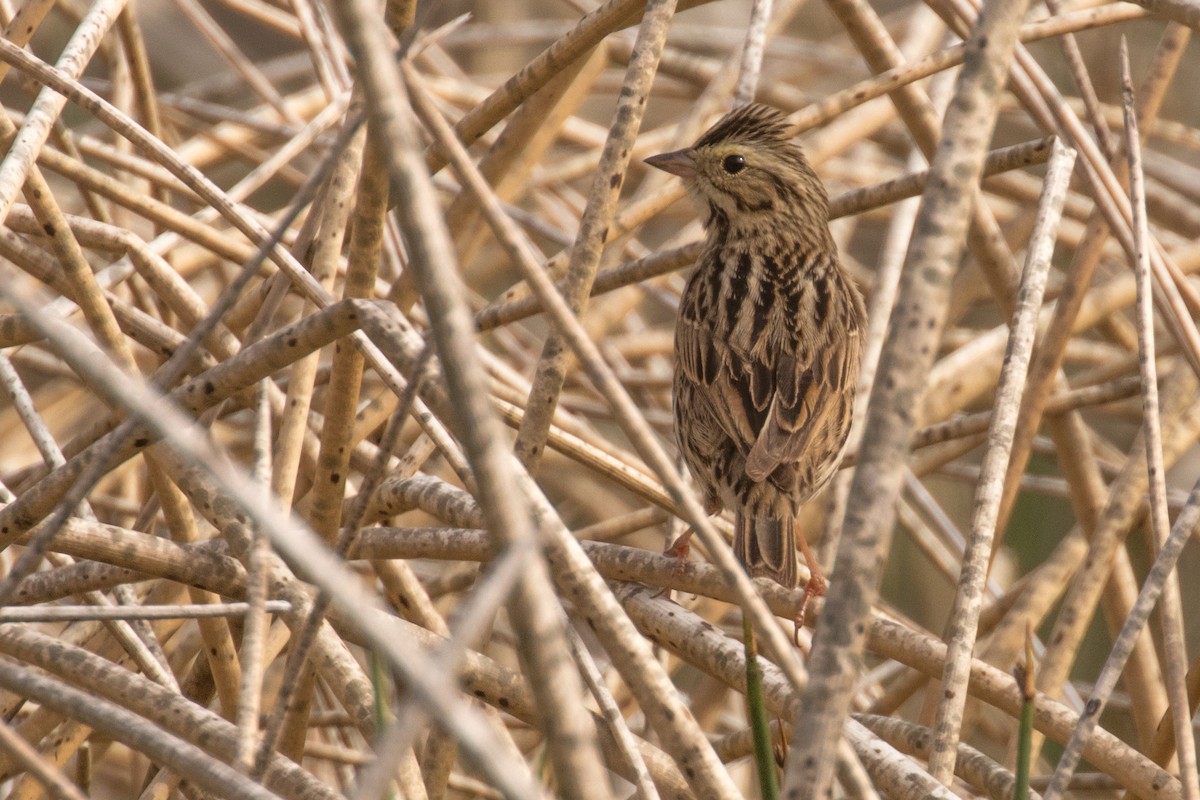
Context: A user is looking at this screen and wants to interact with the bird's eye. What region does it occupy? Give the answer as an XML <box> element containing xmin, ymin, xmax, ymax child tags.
<box><xmin>722</xmin><ymin>154</ymin><xmax>746</xmax><ymax>174</ymax></box>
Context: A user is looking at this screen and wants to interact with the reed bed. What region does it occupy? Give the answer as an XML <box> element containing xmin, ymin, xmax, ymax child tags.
<box><xmin>0</xmin><ymin>0</ymin><xmax>1197</xmax><ymax>797</ymax></box>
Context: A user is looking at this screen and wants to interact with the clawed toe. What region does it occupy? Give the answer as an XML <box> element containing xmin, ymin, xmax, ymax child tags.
<box><xmin>653</xmin><ymin>529</ymin><xmax>695</xmax><ymax>598</ymax></box>
<box><xmin>792</xmin><ymin>574</ymin><xmax>827</xmax><ymax>643</ymax></box>
<box><xmin>664</xmin><ymin>529</ymin><xmax>694</xmax><ymax>564</ymax></box>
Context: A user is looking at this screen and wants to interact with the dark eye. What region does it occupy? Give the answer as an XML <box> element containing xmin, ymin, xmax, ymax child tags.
<box><xmin>722</xmin><ymin>154</ymin><xmax>746</xmax><ymax>174</ymax></box>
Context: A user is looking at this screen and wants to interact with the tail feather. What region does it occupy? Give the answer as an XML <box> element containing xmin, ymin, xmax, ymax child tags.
<box><xmin>733</xmin><ymin>511</ymin><xmax>798</xmax><ymax>588</ymax></box>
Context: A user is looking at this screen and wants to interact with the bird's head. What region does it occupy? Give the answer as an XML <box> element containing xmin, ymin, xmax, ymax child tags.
<box><xmin>645</xmin><ymin>104</ymin><xmax>828</xmax><ymax>233</ymax></box>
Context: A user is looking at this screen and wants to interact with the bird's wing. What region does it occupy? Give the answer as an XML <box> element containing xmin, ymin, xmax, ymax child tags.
<box><xmin>675</xmin><ymin>316</ymin><xmax>769</xmax><ymax>454</ymax></box>
<box><xmin>744</xmin><ymin>322</ymin><xmax>861</xmax><ymax>484</ymax></box>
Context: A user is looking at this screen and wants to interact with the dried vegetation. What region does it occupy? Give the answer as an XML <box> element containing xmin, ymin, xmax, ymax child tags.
<box><xmin>0</xmin><ymin>0</ymin><xmax>1197</xmax><ymax>798</ymax></box>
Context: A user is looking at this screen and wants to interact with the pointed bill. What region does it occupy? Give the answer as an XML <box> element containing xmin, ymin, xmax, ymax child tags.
<box><xmin>644</xmin><ymin>148</ymin><xmax>696</xmax><ymax>178</ymax></box>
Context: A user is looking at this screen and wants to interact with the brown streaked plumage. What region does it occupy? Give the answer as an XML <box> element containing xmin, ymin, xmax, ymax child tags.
<box><xmin>646</xmin><ymin>104</ymin><xmax>865</xmax><ymax>613</ymax></box>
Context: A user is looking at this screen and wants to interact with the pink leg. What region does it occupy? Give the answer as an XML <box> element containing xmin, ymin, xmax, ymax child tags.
<box><xmin>793</xmin><ymin>532</ymin><xmax>827</xmax><ymax>641</ymax></box>
<box><xmin>653</xmin><ymin>528</ymin><xmax>695</xmax><ymax>597</ymax></box>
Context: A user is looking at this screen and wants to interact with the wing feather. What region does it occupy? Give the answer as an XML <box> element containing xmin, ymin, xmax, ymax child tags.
<box><xmin>676</xmin><ymin>315</ymin><xmax>767</xmax><ymax>454</ymax></box>
<box><xmin>677</xmin><ymin>265</ymin><xmax>863</xmax><ymax>498</ymax></box>
<box><xmin>745</xmin><ymin>298</ymin><xmax>862</xmax><ymax>486</ymax></box>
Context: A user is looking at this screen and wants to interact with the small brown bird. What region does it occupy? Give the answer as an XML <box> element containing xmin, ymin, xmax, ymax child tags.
<box><xmin>646</xmin><ymin>104</ymin><xmax>865</xmax><ymax>621</ymax></box>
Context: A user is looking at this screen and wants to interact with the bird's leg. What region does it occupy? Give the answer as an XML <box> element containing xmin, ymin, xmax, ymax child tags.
<box><xmin>661</xmin><ymin>499</ymin><xmax>718</xmax><ymax>583</ymax></box>
<box><xmin>774</xmin><ymin>718</ymin><xmax>790</xmax><ymax>766</ymax></box>
<box><xmin>793</xmin><ymin>531</ymin><xmax>827</xmax><ymax>640</ymax></box>
<box><xmin>664</xmin><ymin>527</ymin><xmax>694</xmax><ymax>563</ymax></box>
<box><xmin>653</xmin><ymin>527</ymin><xmax>695</xmax><ymax>597</ymax></box>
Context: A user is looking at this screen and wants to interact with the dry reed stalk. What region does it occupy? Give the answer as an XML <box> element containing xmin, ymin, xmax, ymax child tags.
<box><xmin>927</xmin><ymin>138</ymin><xmax>1075</xmax><ymax>783</ymax></box>
<box><xmin>0</xmin><ymin>0</ymin><xmax>1196</xmax><ymax>798</ymax></box>
<box><xmin>785</xmin><ymin>0</ymin><xmax>1034</xmax><ymax>792</ymax></box>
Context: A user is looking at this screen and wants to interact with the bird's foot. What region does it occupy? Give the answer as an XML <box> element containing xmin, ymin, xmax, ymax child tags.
<box><xmin>653</xmin><ymin>528</ymin><xmax>695</xmax><ymax>598</ymax></box>
<box><xmin>793</xmin><ymin>572</ymin><xmax>827</xmax><ymax>644</ymax></box>
<box><xmin>664</xmin><ymin>529</ymin><xmax>693</xmax><ymax>562</ymax></box>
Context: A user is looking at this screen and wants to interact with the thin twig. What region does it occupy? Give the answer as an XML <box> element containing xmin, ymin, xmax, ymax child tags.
<box><xmin>333</xmin><ymin>2</ymin><xmax>609</xmax><ymax>796</ymax></box>
<box><xmin>512</xmin><ymin>0</ymin><xmax>677</xmax><ymax>469</ymax></box>
<box><xmin>0</xmin><ymin>601</ymin><xmax>290</xmax><ymax>622</ymax></box>
<box><xmin>1058</xmin><ymin>39</ymin><xmax>1198</xmax><ymax>800</ymax></box>
<box><xmin>734</xmin><ymin>0</ymin><xmax>773</xmax><ymax>105</ymax></box>
<box><xmin>927</xmin><ymin>138</ymin><xmax>1076</xmax><ymax>782</ymax></box>
<box><xmin>784</xmin><ymin>0</ymin><xmax>1035</xmax><ymax>792</ymax></box>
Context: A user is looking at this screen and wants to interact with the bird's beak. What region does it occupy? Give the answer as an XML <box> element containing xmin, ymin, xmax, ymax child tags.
<box><xmin>644</xmin><ymin>148</ymin><xmax>696</xmax><ymax>178</ymax></box>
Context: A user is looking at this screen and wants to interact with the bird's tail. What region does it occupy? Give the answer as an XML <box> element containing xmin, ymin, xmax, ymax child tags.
<box><xmin>733</xmin><ymin>510</ymin><xmax>798</xmax><ymax>588</ymax></box>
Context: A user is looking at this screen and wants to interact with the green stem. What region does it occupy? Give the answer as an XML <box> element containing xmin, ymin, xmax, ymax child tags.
<box><xmin>369</xmin><ymin>651</ymin><xmax>398</xmax><ymax>800</ymax></box>
<box><xmin>743</xmin><ymin>613</ymin><xmax>779</xmax><ymax>800</ymax></box>
<box><xmin>370</xmin><ymin>649</ymin><xmax>389</xmax><ymax>730</ymax></box>
<box><xmin>1014</xmin><ymin>686</ymin><xmax>1034</xmax><ymax>800</ymax></box>
<box><xmin>1014</xmin><ymin>626</ymin><xmax>1036</xmax><ymax>800</ymax></box>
